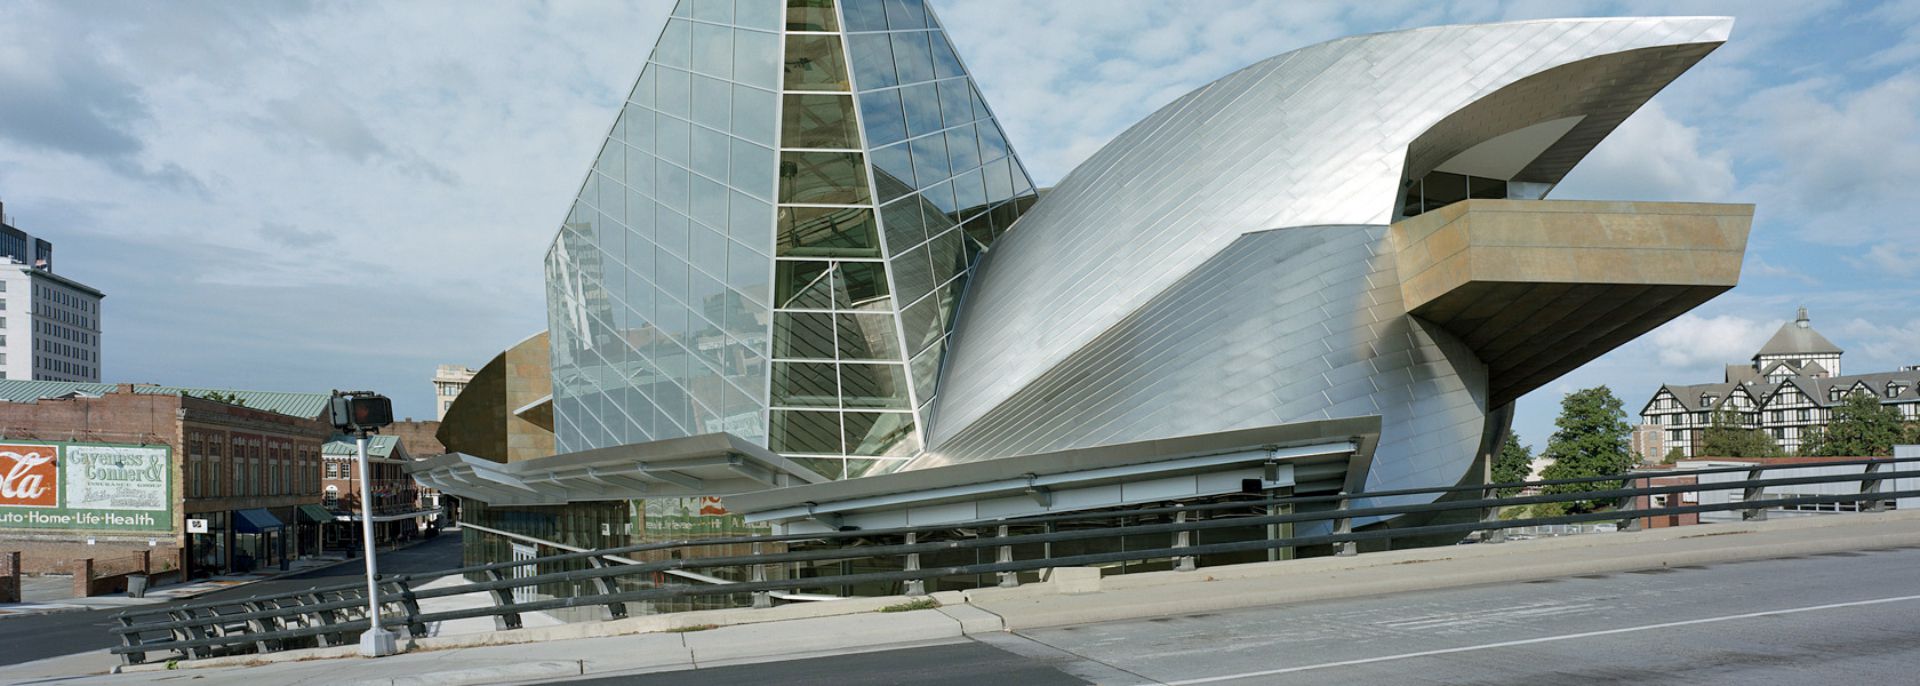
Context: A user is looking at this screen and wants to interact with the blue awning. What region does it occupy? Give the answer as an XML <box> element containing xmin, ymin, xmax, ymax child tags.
<box><xmin>233</xmin><ymin>508</ymin><xmax>284</xmax><ymax>533</ymax></box>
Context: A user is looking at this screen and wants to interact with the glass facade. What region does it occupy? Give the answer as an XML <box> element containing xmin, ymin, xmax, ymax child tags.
<box><xmin>546</xmin><ymin>0</ymin><xmax>1038</xmax><ymax>480</ymax></box>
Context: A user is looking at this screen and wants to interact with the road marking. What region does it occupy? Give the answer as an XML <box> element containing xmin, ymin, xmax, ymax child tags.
<box><xmin>1165</xmin><ymin>592</ymin><xmax>1920</xmax><ymax>684</ymax></box>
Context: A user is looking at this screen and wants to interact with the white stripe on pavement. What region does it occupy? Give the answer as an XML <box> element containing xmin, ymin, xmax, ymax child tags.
<box><xmin>1166</xmin><ymin>592</ymin><xmax>1920</xmax><ymax>684</ymax></box>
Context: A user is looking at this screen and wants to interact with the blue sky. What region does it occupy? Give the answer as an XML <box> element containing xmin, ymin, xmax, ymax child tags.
<box><xmin>0</xmin><ymin>0</ymin><xmax>1914</xmax><ymax>454</ymax></box>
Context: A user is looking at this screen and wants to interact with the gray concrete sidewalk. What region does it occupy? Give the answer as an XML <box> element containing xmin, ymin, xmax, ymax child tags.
<box><xmin>42</xmin><ymin>510</ymin><xmax>1920</xmax><ymax>686</ymax></box>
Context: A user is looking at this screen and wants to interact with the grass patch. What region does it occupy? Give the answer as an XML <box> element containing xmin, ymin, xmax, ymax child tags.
<box><xmin>877</xmin><ymin>598</ymin><xmax>941</xmax><ymax>613</ymax></box>
<box><xmin>665</xmin><ymin>624</ymin><xmax>719</xmax><ymax>633</ymax></box>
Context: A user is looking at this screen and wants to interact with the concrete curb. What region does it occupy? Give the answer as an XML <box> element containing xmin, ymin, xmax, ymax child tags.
<box><xmin>114</xmin><ymin>512</ymin><xmax>1920</xmax><ymax>680</ymax></box>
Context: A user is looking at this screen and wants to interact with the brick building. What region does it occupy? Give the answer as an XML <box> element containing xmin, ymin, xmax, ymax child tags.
<box><xmin>0</xmin><ymin>383</ymin><xmax>330</xmax><ymax>580</ymax></box>
<box><xmin>321</xmin><ymin>434</ymin><xmax>432</xmax><ymax>549</ymax></box>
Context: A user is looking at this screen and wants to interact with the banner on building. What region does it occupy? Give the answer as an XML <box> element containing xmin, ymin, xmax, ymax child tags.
<box><xmin>639</xmin><ymin>496</ymin><xmax>766</xmax><ymax>541</ymax></box>
<box><xmin>0</xmin><ymin>442</ymin><xmax>172</xmax><ymax>533</ymax></box>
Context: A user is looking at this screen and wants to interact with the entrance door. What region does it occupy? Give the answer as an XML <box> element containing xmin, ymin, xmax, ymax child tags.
<box><xmin>511</xmin><ymin>543</ymin><xmax>536</xmax><ymax>604</ymax></box>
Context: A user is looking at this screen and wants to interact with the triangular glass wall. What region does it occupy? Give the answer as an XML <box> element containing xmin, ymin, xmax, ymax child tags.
<box><xmin>546</xmin><ymin>0</ymin><xmax>1039</xmax><ymax>480</ymax></box>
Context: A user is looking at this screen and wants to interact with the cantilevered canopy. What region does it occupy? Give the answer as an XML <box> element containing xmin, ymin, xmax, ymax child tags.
<box><xmin>727</xmin><ymin>417</ymin><xmax>1380</xmax><ymax>533</ymax></box>
<box><xmin>407</xmin><ymin>432</ymin><xmax>827</xmax><ymax>506</ymax></box>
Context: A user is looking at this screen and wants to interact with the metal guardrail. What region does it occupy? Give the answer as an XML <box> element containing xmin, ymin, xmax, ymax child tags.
<box><xmin>109</xmin><ymin>456</ymin><xmax>1920</xmax><ymax>664</ymax></box>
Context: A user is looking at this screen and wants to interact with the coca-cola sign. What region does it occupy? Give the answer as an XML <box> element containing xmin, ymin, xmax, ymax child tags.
<box><xmin>0</xmin><ymin>444</ymin><xmax>58</xmax><ymax>508</ymax></box>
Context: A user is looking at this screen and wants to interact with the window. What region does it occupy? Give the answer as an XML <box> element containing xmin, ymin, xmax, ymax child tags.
<box><xmin>323</xmin><ymin>485</ymin><xmax>339</xmax><ymax>508</ymax></box>
<box><xmin>1798</xmin><ymin>409</ymin><xmax>1811</xmax><ymax>422</ymax></box>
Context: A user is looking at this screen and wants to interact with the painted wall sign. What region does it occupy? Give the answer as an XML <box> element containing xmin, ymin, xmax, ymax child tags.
<box><xmin>0</xmin><ymin>441</ymin><xmax>173</xmax><ymax>533</ymax></box>
<box><xmin>639</xmin><ymin>496</ymin><xmax>767</xmax><ymax>541</ymax></box>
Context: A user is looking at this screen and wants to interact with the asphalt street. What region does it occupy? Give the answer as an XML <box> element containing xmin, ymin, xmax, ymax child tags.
<box><xmin>0</xmin><ymin>533</ymin><xmax>463</xmax><ymax>667</ymax></box>
<box><xmin>580</xmin><ymin>543</ymin><xmax>1920</xmax><ymax>685</ymax></box>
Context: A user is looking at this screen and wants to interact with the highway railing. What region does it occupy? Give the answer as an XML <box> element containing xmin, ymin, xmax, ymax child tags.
<box><xmin>109</xmin><ymin>456</ymin><xmax>1920</xmax><ymax>664</ymax></box>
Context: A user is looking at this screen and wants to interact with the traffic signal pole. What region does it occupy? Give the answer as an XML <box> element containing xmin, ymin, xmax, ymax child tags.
<box><xmin>355</xmin><ymin>430</ymin><xmax>397</xmax><ymax>657</ymax></box>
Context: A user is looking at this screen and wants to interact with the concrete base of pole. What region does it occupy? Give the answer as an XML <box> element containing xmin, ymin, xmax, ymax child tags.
<box><xmin>359</xmin><ymin>627</ymin><xmax>399</xmax><ymax>657</ymax></box>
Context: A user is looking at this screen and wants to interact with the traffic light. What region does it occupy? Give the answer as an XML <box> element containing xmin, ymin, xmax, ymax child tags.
<box><xmin>329</xmin><ymin>391</ymin><xmax>394</xmax><ymax>433</ymax></box>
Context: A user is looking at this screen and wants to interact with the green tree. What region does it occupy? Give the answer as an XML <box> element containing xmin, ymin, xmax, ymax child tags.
<box><xmin>196</xmin><ymin>391</ymin><xmax>247</xmax><ymax>407</ymax></box>
<box><xmin>1805</xmin><ymin>391</ymin><xmax>1902</xmax><ymax>456</ymax></box>
<box><xmin>1491</xmin><ymin>430</ymin><xmax>1533</xmax><ymax>496</ymax></box>
<box><xmin>1540</xmin><ymin>386</ymin><xmax>1634</xmax><ymax>511</ymax></box>
<box><xmin>1663</xmin><ymin>446</ymin><xmax>1686</xmax><ymax>464</ymax></box>
<box><xmin>1698</xmin><ymin>409</ymin><xmax>1780</xmax><ymax>458</ymax></box>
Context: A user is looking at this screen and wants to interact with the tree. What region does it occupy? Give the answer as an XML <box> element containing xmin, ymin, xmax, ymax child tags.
<box><xmin>196</xmin><ymin>391</ymin><xmax>247</xmax><ymax>407</ymax></box>
<box><xmin>1805</xmin><ymin>391</ymin><xmax>1902</xmax><ymax>456</ymax></box>
<box><xmin>1698</xmin><ymin>409</ymin><xmax>1780</xmax><ymax>458</ymax></box>
<box><xmin>1491</xmin><ymin>430</ymin><xmax>1533</xmax><ymax>496</ymax></box>
<box><xmin>1663</xmin><ymin>446</ymin><xmax>1686</xmax><ymax>464</ymax></box>
<box><xmin>1540</xmin><ymin>386</ymin><xmax>1634</xmax><ymax>511</ymax></box>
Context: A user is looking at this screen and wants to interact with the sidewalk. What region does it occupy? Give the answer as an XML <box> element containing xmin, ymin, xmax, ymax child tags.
<box><xmin>44</xmin><ymin>510</ymin><xmax>1920</xmax><ymax>686</ymax></box>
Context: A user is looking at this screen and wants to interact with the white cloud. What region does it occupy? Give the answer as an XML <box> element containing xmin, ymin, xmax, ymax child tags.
<box><xmin>1648</xmin><ymin>314</ymin><xmax>1780</xmax><ymax>369</ymax></box>
<box><xmin>1846</xmin><ymin>242</ymin><xmax>1920</xmax><ymax>275</ymax></box>
<box><xmin>1552</xmin><ymin>102</ymin><xmax>1737</xmax><ymax>202</ymax></box>
<box><xmin>1835</xmin><ymin>317</ymin><xmax>1920</xmax><ymax>370</ymax></box>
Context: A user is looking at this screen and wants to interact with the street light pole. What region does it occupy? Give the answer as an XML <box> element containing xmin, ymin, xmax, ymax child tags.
<box><xmin>355</xmin><ymin>431</ymin><xmax>397</xmax><ymax>656</ymax></box>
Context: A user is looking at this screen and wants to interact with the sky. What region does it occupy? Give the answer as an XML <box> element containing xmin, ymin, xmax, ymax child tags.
<box><xmin>0</xmin><ymin>0</ymin><xmax>1914</xmax><ymax>453</ymax></box>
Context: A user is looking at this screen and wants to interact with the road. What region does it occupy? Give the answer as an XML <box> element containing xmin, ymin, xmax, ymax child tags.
<box><xmin>0</xmin><ymin>533</ymin><xmax>463</xmax><ymax>667</ymax></box>
<box><xmin>586</xmin><ymin>543</ymin><xmax>1920</xmax><ymax>685</ymax></box>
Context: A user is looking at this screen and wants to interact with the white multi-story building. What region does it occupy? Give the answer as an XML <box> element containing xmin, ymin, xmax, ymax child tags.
<box><xmin>0</xmin><ymin>202</ymin><xmax>103</xmax><ymax>382</ymax></box>
<box><xmin>432</xmin><ymin>364</ymin><xmax>476</xmax><ymax>420</ymax></box>
<box><xmin>1640</xmin><ymin>308</ymin><xmax>1919</xmax><ymax>457</ymax></box>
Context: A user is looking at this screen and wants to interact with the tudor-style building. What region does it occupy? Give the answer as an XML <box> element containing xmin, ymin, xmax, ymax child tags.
<box><xmin>1640</xmin><ymin>308</ymin><xmax>1920</xmax><ymax>457</ymax></box>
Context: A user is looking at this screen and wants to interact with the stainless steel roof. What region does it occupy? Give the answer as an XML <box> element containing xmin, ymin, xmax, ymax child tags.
<box><xmin>406</xmin><ymin>432</ymin><xmax>826</xmax><ymax>506</ymax></box>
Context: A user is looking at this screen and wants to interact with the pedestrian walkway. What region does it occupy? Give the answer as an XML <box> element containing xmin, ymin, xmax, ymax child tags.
<box><xmin>0</xmin><ymin>555</ymin><xmax>356</xmax><ymax>618</ymax></box>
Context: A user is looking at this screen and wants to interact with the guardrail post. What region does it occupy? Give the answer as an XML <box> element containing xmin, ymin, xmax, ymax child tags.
<box><xmin>116</xmin><ymin>615</ymin><xmax>147</xmax><ymax>665</ymax></box>
<box><xmin>1743</xmin><ymin>467</ymin><xmax>1768</xmax><ymax>521</ymax></box>
<box><xmin>1861</xmin><ymin>460</ymin><xmax>1887</xmax><ymax>512</ymax></box>
<box><xmin>750</xmin><ymin>542</ymin><xmax>773</xmax><ymax>609</ymax></box>
<box><xmin>172</xmin><ymin>607</ymin><xmax>215</xmax><ymax>658</ymax></box>
<box><xmin>1333</xmin><ymin>516</ymin><xmax>1357</xmax><ymax>557</ymax></box>
<box><xmin>484</xmin><ymin>568</ymin><xmax>524</xmax><ymax>630</ymax></box>
<box><xmin>1482</xmin><ymin>485</ymin><xmax>1506</xmax><ymax>543</ymax></box>
<box><xmin>396</xmin><ymin>578</ymin><xmax>428</xmax><ymax>637</ymax></box>
<box><xmin>903</xmin><ymin>532</ymin><xmax>927</xmax><ymax>597</ymax></box>
<box><xmin>1616</xmin><ymin>477</ymin><xmax>1643</xmax><ymax>532</ymax></box>
<box><xmin>996</xmin><ymin>525</ymin><xmax>1019</xmax><ymax>588</ymax></box>
<box><xmin>242</xmin><ymin>600</ymin><xmax>276</xmax><ymax>655</ymax></box>
<box><xmin>583</xmin><ymin>557</ymin><xmax>630</xmax><ymax>619</ymax></box>
<box><xmin>1173</xmin><ymin>508</ymin><xmax>1196</xmax><ymax>572</ymax></box>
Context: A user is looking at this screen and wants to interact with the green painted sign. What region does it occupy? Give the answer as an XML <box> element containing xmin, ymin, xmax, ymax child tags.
<box><xmin>0</xmin><ymin>441</ymin><xmax>173</xmax><ymax>533</ymax></box>
<box><xmin>639</xmin><ymin>496</ymin><xmax>765</xmax><ymax>541</ymax></box>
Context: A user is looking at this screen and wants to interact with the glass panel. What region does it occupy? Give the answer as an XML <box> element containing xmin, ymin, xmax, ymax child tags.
<box><xmin>778</xmin><ymin>151</ymin><xmax>871</xmax><ymax>205</ymax></box>
<box><xmin>732</xmin><ymin>29</ymin><xmax>781</xmax><ymax>90</ymax></box>
<box><xmin>730</xmin><ymin>138</ymin><xmax>776</xmax><ymax>200</ymax></box>
<box><xmin>775</xmin><ymin>260</ymin><xmax>834</xmax><ymax>309</ymax></box>
<box><xmin>976</xmin><ymin>119</ymin><xmax>1010</xmax><ymax>162</ymax></box>
<box><xmin>691</xmin><ymin>225</ymin><xmax>729</xmax><ymax>284</ymax></box>
<box><xmin>1421</xmin><ymin>171</ymin><xmax>1470</xmax><ymax>211</ymax></box>
<box><xmin>836</xmin><ymin>313</ymin><xmax>901</xmax><ymax>360</ymax></box>
<box><xmin>845</xmin><ymin>34</ymin><xmax>897</xmax><ymax>90</ymax></box>
<box><xmin>658</xmin><ymin>253</ymin><xmax>690</xmax><ymax>305</ymax></box>
<box><xmin>771</xmin><ymin>409</ymin><xmax>841</xmax><ymax>453</ymax></box>
<box><xmin>691</xmin><ymin>125</ymin><xmax>729</xmax><ymax>180</ymax></box>
<box><xmin>658</xmin><ymin>206</ymin><xmax>691</xmax><ymax>258</ymax></box>
<box><xmin>944</xmin><ymin>124</ymin><xmax>979</xmax><ymax>173</ymax></box>
<box><xmin>633</xmin><ymin>65</ymin><xmax>658</xmax><ymax>107</ymax></box>
<box><xmin>786</xmin><ymin>0</ymin><xmax>838</xmax><ymax>31</ymax></box>
<box><xmin>983</xmin><ymin>156</ymin><xmax>1014</xmax><ymax>205</ymax></box>
<box><xmin>919</xmin><ymin>180</ymin><xmax>957</xmax><ymax>227</ymax></box>
<box><xmin>937</xmin><ymin>80</ymin><xmax>973</xmax><ymax>126</ymax></box>
<box><xmin>691</xmin><ymin>22</ymin><xmax>733</xmax><ymax>79</ymax></box>
<box><xmin>1469</xmin><ymin>175</ymin><xmax>1508</xmax><ymax>200</ymax></box>
<box><xmin>889</xmin><ymin>31</ymin><xmax>934</xmax><ymax>86</ymax></box>
<box><xmin>625</xmin><ymin>105</ymin><xmax>656</xmax><ymax>154</ymax></box>
<box><xmin>929</xmin><ymin>32</ymin><xmax>965</xmax><ymax>79</ymax></box>
<box><xmin>691</xmin><ymin>74</ymin><xmax>731</xmax><ymax>131</ymax></box>
<box><xmin>656</xmin><ymin>67</ymin><xmax>691</xmax><ymax>119</ymax></box>
<box><xmin>729</xmin><ymin>190</ymin><xmax>774</xmax><ymax>242</ymax></box>
<box><xmin>658</xmin><ymin>161</ymin><xmax>692</xmax><ymax>212</ymax></box>
<box><xmin>856</xmin><ymin>88</ymin><xmax>908</xmax><ymax>147</ymax></box>
<box><xmin>691</xmin><ymin>175</ymin><xmax>729</xmax><ymax>231</ymax></box>
<box><xmin>891</xmin><ymin>244</ymin><xmax>934</xmax><ymax>306</ymax></box>
<box><xmin>882</xmin><ymin>0</ymin><xmax>928</xmax><ymax>29</ymax></box>
<box><xmin>899</xmin><ymin>283</ymin><xmax>941</xmax><ymax>353</ymax></box>
<box><xmin>773</xmin><ymin>312</ymin><xmax>836</xmax><ymax>359</ymax></box>
<box><xmin>627</xmin><ymin>190</ymin><xmax>657</xmax><ymax>242</ymax></box>
<box><xmin>844</xmin><ymin>412</ymin><xmax>917</xmax><ymax>456</ymax></box>
<box><xmin>781</xmin><ymin>93</ymin><xmax>861</xmax><ymax>149</ymax></box>
<box><xmin>778</xmin><ymin>206</ymin><xmax>880</xmax><ymax>257</ymax></box>
<box><xmin>732</xmin><ymin>84</ymin><xmax>777</xmax><ymax>146</ymax></box>
<box><xmin>909</xmin><ymin>337</ymin><xmax>943</xmax><ymax>398</ymax></box>
<box><xmin>840</xmin><ymin>0</ymin><xmax>888</xmax><ymax>32</ymax></box>
<box><xmin>879</xmin><ymin>196</ymin><xmax>929</xmax><ymax>250</ymax></box>
<box><xmin>736</xmin><ymin>0</ymin><xmax>783</xmax><ymax>31</ymax></box>
<box><xmin>908</xmin><ymin>134</ymin><xmax>949</xmax><ymax>188</ymax></box>
<box><xmin>692</xmin><ymin>0</ymin><xmax>732</xmax><ymax>23</ymax></box>
<box><xmin>840</xmin><ymin>364</ymin><xmax>909</xmax><ymax>409</ymax></box>
<box><xmin>869</xmin><ymin>142</ymin><xmax>916</xmax><ymax>202</ymax></box>
<box><xmin>655</xmin><ymin>19</ymin><xmax>692</xmax><ymax>69</ymax></box>
<box><xmin>771</xmin><ymin>364</ymin><xmax>838</xmax><ymax>407</ymax></box>
<box><xmin>899</xmin><ymin>83</ymin><xmax>942</xmax><ymax>137</ymax></box>
<box><xmin>951</xmin><ymin>168</ymin><xmax>986</xmax><ymax>217</ymax></box>
<box><xmin>784</xmin><ymin>34</ymin><xmax>850</xmax><ymax>92</ymax></box>
<box><xmin>838</xmin><ymin>261</ymin><xmax>890</xmax><ymax>309</ymax></box>
<box><xmin>926</xmin><ymin>227</ymin><xmax>964</xmax><ymax>284</ymax></box>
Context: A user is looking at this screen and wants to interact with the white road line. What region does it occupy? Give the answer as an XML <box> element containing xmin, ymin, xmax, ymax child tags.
<box><xmin>1164</xmin><ymin>592</ymin><xmax>1920</xmax><ymax>685</ymax></box>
